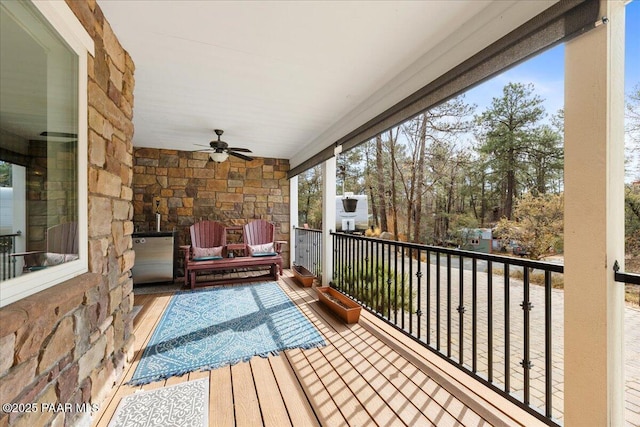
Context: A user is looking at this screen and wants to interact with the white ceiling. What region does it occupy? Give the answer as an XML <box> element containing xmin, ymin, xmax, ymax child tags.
<box><xmin>98</xmin><ymin>0</ymin><xmax>556</xmax><ymax>168</ymax></box>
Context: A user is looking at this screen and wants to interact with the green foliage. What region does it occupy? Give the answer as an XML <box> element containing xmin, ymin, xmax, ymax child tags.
<box><xmin>526</xmin><ymin>123</ymin><xmax>564</xmax><ymax>194</ymax></box>
<box><xmin>337</xmin><ymin>149</ymin><xmax>365</xmax><ymax>195</ymax></box>
<box><xmin>297</xmin><ymin>82</ymin><xmax>567</xmax><ymax>250</ymax></box>
<box><xmin>333</xmin><ymin>263</ymin><xmax>415</xmax><ymax>315</ymax></box>
<box><xmin>626</xmin><ymin>184</ymin><xmax>640</xmax><ymax>256</ymax></box>
<box><xmin>449</xmin><ymin>214</ymin><xmax>480</xmax><ymax>247</ymax></box>
<box><xmin>627</xmin><ymin>83</ymin><xmax>640</xmax><ymax>144</ymax></box>
<box><xmin>493</xmin><ymin>192</ymin><xmax>564</xmax><ymax>260</ymax></box>
<box><xmin>474</xmin><ymin>82</ymin><xmax>560</xmax><ymax>219</ymax></box>
<box><xmin>626</xmin><ymin>84</ymin><xmax>640</xmax><ymax>180</ymax></box>
<box><xmin>0</xmin><ymin>161</ymin><xmax>12</xmax><ymax>187</ymax></box>
<box><xmin>297</xmin><ymin>165</ymin><xmax>322</xmax><ymax>229</ymax></box>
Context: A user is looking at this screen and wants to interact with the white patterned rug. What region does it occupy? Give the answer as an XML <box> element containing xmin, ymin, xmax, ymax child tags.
<box><xmin>108</xmin><ymin>378</ymin><xmax>208</xmax><ymax>427</ymax></box>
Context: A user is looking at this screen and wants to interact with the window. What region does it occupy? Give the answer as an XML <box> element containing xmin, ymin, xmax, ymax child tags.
<box><xmin>0</xmin><ymin>0</ymin><xmax>93</xmax><ymax>307</ymax></box>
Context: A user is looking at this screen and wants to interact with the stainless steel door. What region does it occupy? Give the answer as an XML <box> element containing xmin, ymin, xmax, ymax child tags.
<box><xmin>132</xmin><ymin>236</ymin><xmax>174</xmax><ymax>284</ymax></box>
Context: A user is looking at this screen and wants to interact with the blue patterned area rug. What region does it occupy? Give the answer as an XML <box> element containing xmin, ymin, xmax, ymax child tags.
<box><xmin>109</xmin><ymin>378</ymin><xmax>208</xmax><ymax>427</ymax></box>
<box><xmin>129</xmin><ymin>281</ymin><xmax>325</xmax><ymax>385</ymax></box>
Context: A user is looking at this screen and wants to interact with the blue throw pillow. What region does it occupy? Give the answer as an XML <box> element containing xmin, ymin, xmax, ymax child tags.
<box><xmin>192</xmin><ymin>255</ymin><xmax>223</xmax><ymax>261</ymax></box>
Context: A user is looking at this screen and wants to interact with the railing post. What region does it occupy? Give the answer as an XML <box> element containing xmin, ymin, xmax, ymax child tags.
<box><xmin>322</xmin><ymin>157</ymin><xmax>336</xmax><ymax>286</ymax></box>
<box><xmin>289</xmin><ymin>175</ymin><xmax>299</xmax><ymax>269</ymax></box>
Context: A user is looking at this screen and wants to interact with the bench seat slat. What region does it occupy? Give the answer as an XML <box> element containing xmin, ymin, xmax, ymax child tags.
<box><xmin>186</xmin><ymin>255</ymin><xmax>283</xmax><ymax>289</ymax></box>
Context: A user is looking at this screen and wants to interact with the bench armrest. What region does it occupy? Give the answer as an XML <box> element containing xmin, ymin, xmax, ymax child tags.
<box><xmin>180</xmin><ymin>245</ymin><xmax>192</xmax><ymax>264</ymax></box>
<box><xmin>274</xmin><ymin>240</ymin><xmax>287</xmax><ymax>254</ymax></box>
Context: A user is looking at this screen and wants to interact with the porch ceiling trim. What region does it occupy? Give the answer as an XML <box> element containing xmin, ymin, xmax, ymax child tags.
<box><xmin>287</xmin><ymin>0</ymin><xmax>600</xmax><ymax>179</ymax></box>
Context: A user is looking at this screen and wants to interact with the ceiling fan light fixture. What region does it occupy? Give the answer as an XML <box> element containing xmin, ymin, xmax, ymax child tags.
<box><xmin>210</xmin><ymin>151</ymin><xmax>229</xmax><ymax>162</ymax></box>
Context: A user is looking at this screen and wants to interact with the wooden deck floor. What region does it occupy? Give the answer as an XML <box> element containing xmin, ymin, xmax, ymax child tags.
<box><xmin>92</xmin><ymin>272</ymin><xmax>545</xmax><ymax>427</ymax></box>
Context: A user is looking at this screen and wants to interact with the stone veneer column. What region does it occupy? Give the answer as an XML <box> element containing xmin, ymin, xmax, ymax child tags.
<box><xmin>0</xmin><ymin>1</ymin><xmax>136</xmax><ymax>426</ymax></box>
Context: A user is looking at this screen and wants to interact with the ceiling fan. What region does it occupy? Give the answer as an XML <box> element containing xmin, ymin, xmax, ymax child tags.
<box><xmin>194</xmin><ymin>129</ymin><xmax>253</xmax><ymax>162</ymax></box>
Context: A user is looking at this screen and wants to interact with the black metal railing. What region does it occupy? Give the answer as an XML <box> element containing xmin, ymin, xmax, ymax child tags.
<box><xmin>614</xmin><ymin>260</ymin><xmax>640</xmax><ymax>306</ymax></box>
<box><xmin>331</xmin><ymin>231</ymin><xmax>564</xmax><ymax>426</ymax></box>
<box><xmin>0</xmin><ymin>232</ymin><xmax>21</xmax><ymax>281</ymax></box>
<box><xmin>293</xmin><ymin>227</ymin><xmax>322</xmax><ymax>278</ymax></box>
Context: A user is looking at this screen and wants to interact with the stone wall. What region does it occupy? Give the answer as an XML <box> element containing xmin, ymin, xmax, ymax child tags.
<box><xmin>0</xmin><ymin>1</ymin><xmax>135</xmax><ymax>426</ymax></box>
<box><xmin>25</xmin><ymin>140</ymin><xmax>78</xmax><ymax>251</ymax></box>
<box><xmin>132</xmin><ymin>149</ymin><xmax>290</xmax><ymax>269</ymax></box>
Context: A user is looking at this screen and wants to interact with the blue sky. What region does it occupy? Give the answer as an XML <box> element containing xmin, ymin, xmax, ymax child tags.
<box><xmin>464</xmin><ymin>1</ymin><xmax>639</xmax><ymax>116</ymax></box>
<box><xmin>626</xmin><ymin>1</ymin><xmax>640</xmax><ymax>94</ymax></box>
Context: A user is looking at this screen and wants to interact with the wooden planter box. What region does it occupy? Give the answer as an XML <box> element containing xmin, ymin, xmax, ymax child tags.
<box><xmin>317</xmin><ymin>287</ymin><xmax>361</xmax><ymax>324</ymax></box>
<box><xmin>292</xmin><ymin>265</ymin><xmax>315</xmax><ymax>287</ymax></box>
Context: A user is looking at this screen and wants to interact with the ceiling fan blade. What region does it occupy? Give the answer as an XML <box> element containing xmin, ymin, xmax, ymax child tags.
<box><xmin>192</xmin><ymin>148</ymin><xmax>213</xmax><ymax>152</ymax></box>
<box><xmin>194</xmin><ymin>143</ymin><xmax>211</xmax><ymax>148</ymax></box>
<box><xmin>229</xmin><ymin>151</ymin><xmax>254</xmax><ymax>161</ymax></box>
<box><xmin>227</xmin><ymin>147</ymin><xmax>252</xmax><ymax>153</ymax></box>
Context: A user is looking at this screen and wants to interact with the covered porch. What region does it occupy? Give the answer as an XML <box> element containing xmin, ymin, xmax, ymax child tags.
<box><xmin>0</xmin><ymin>1</ymin><xmax>634</xmax><ymax>426</ymax></box>
<box><xmin>92</xmin><ymin>273</ymin><xmax>546</xmax><ymax>427</ymax></box>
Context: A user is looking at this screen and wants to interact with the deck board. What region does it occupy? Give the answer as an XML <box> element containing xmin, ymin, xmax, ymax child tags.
<box><xmin>269</xmin><ymin>354</ymin><xmax>320</xmax><ymax>427</ymax></box>
<box><xmin>281</xmin><ymin>277</ymin><xmax>458</xmax><ymax>427</ymax></box>
<box><xmin>250</xmin><ymin>356</ymin><xmax>292</xmax><ymax>427</ymax></box>
<box><xmin>232</xmin><ymin>361</ymin><xmax>262</xmax><ymax>426</ymax></box>
<box><xmin>91</xmin><ymin>273</ymin><xmax>541</xmax><ymax>427</ymax></box>
<box><xmin>282</xmin><ymin>282</ymin><xmax>411</xmax><ymax>426</ymax></box>
<box><xmin>285</xmin><ymin>348</ymin><xmax>348</xmax><ymax>426</ymax></box>
<box><xmin>209</xmin><ymin>366</ymin><xmax>234</xmax><ymax>427</ymax></box>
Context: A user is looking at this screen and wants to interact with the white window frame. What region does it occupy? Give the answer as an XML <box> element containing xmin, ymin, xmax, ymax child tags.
<box><xmin>0</xmin><ymin>0</ymin><xmax>94</xmax><ymax>308</ymax></box>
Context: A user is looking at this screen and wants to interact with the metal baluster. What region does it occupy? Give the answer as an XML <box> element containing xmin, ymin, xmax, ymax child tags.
<box><xmin>521</xmin><ymin>267</ymin><xmax>533</xmax><ymax>405</ymax></box>
<box><xmin>349</xmin><ymin>234</ymin><xmax>354</xmax><ymax>295</ymax></box>
<box><xmin>505</xmin><ymin>263</ymin><xmax>511</xmax><ymax>392</ymax></box>
<box><xmin>457</xmin><ymin>254</ymin><xmax>464</xmax><ymax>364</ymax></box>
<box><xmin>472</xmin><ymin>258</ymin><xmax>478</xmax><ymax>373</ymax></box>
<box><xmin>405</xmin><ymin>247</ymin><xmax>412</xmax><ymax>330</ymax></box>
<box><xmin>387</xmin><ymin>242</ymin><xmax>392</xmax><ymax>321</ymax></box>
<box><xmin>488</xmin><ymin>260</ymin><xmax>494</xmax><ymax>383</ymax></box>
<box><xmin>447</xmin><ymin>253</ymin><xmax>452</xmax><ymax>358</ymax></box>
<box><xmin>416</xmin><ymin>249</ymin><xmax>422</xmax><ymax>339</ymax></box>
<box><xmin>436</xmin><ymin>252</ymin><xmax>441</xmax><ymax>351</ymax></box>
<box><xmin>545</xmin><ymin>270</ymin><xmax>553</xmax><ymax>419</ymax></box>
<box><xmin>402</xmin><ymin>247</ymin><xmax>413</xmax><ymax>333</ymax></box>
<box><xmin>396</xmin><ymin>244</ymin><xmax>401</xmax><ymax>325</ymax></box>
<box><xmin>426</xmin><ymin>249</ymin><xmax>431</xmax><ymax>345</ymax></box>
<box><xmin>373</xmin><ymin>239</ymin><xmax>377</xmax><ymax>311</ymax></box>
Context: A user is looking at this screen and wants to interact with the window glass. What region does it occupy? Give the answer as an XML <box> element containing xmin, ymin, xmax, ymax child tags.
<box><xmin>0</xmin><ymin>1</ymin><xmax>79</xmax><ymax>286</ymax></box>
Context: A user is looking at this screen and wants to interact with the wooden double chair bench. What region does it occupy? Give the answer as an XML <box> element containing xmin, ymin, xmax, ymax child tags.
<box><xmin>181</xmin><ymin>219</ymin><xmax>285</xmax><ymax>289</ymax></box>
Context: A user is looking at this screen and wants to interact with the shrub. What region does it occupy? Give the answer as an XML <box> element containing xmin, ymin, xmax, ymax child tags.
<box><xmin>333</xmin><ymin>263</ymin><xmax>415</xmax><ymax>315</ymax></box>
